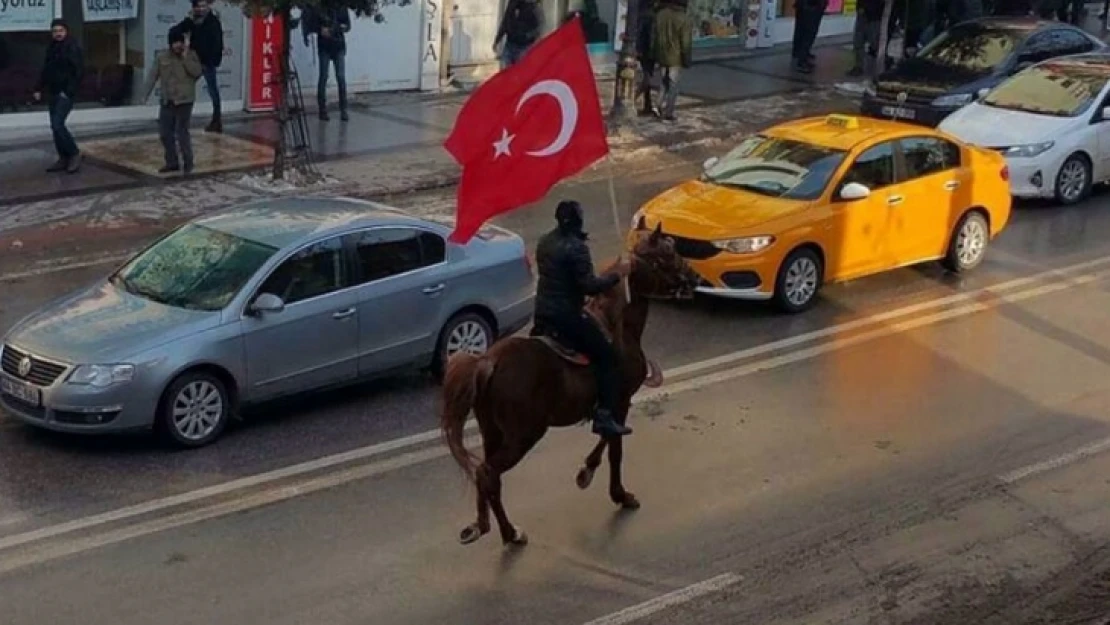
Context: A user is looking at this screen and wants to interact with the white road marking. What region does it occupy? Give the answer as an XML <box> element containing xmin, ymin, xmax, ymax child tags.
<box><xmin>580</xmin><ymin>573</ymin><xmax>743</xmax><ymax>625</ymax></box>
<box><xmin>0</xmin><ymin>254</ymin><xmax>129</xmax><ymax>282</ymax></box>
<box><xmin>998</xmin><ymin>435</ymin><xmax>1110</xmax><ymax>485</ymax></box>
<box><xmin>0</xmin><ymin>259</ymin><xmax>1106</xmax><ymax>571</ymax></box>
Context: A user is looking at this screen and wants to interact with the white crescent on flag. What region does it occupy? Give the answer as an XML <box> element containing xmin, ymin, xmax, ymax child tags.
<box><xmin>492</xmin><ymin>79</ymin><xmax>580</xmax><ymax>160</ymax></box>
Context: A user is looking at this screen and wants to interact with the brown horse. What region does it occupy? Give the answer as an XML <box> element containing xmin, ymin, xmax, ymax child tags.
<box><xmin>440</xmin><ymin>225</ymin><xmax>699</xmax><ymax>546</ymax></box>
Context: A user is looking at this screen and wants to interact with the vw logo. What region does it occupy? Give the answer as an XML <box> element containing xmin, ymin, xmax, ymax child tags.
<box><xmin>16</xmin><ymin>356</ymin><xmax>32</xmax><ymax>378</ymax></box>
<box><xmin>896</xmin><ymin>92</ymin><xmax>908</xmax><ymax>104</ymax></box>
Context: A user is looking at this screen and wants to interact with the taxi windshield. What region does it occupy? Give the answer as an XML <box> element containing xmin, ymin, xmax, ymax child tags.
<box><xmin>702</xmin><ymin>135</ymin><xmax>846</xmax><ymax>200</ymax></box>
<box><xmin>981</xmin><ymin>62</ymin><xmax>1109</xmax><ymax>117</ymax></box>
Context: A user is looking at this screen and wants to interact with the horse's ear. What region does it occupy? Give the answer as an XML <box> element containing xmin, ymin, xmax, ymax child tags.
<box><xmin>649</xmin><ymin>223</ymin><xmax>662</xmax><ymax>243</ymax></box>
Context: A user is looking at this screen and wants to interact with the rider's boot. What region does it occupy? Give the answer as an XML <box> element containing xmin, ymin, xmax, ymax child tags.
<box><xmin>592</xmin><ymin>408</ymin><xmax>632</xmax><ymax>437</ymax></box>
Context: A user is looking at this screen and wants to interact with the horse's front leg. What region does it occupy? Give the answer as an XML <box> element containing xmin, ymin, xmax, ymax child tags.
<box><xmin>576</xmin><ymin>438</ymin><xmax>607</xmax><ymax>489</ymax></box>
<box><xmin>608</xmin><ymin>403</ymin><xmax>640</xmax><ymax>509</ymax></box>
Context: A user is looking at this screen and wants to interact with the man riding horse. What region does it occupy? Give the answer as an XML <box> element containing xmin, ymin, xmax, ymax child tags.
<box><xmin>532</xmin><ymin>200</ymin><xmax>633</xmax><ymax>438</ymax></box>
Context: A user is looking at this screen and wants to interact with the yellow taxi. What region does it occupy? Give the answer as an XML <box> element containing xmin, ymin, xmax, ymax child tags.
<box><xmin>629</xmin><ymin>114</ymin><xmax>1012</xmax><ymax>312</ymax></box>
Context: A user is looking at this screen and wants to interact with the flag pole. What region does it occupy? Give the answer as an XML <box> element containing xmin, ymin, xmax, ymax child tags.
<box><xmin>606</xmin><ymin>155</ymin><xmax>632</xmax><ymax>302</ymax></box>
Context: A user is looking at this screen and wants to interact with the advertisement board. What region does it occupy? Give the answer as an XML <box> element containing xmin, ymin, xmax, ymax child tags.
<box><xmin>83</xmin><ymin>0</ymin><xmax>139</xmax><ymax>23</ymax></box>
<box><xmin>0</xmin><ymin>0</ymin><xmax>54</xmax><ymax>32</ymax></box>
<box><xmin>247</xmin><ymin>12</ymin><xmax>284</xmax><ymax>110</ymax></box>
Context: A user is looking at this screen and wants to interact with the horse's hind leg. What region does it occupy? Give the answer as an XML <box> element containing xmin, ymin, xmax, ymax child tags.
<box><xmin>576</xmin><ymin>439</ymin><xmax>608</xmax><ymax>490</ymax></box>
<box><xmin>483</xmin><ymin>437</ymin><xmax>538</xmax><ymax>546</ymax></box>
<box><xmin>460</xmin><ymin>427</ymin><xmax>500</xmax><ymax>545</ymax></box>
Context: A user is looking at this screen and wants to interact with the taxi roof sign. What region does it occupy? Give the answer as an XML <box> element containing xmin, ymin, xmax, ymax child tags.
<box><xmin>825</xmin><ymin>114</ymin><xmax>859</xmax><ymax>129</ymax></box>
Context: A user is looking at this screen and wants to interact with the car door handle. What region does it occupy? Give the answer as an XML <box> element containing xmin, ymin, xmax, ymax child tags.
<box><xmin>422</xmin><ymin>284</ymin><xmax>446</xmax><ymax>295</ymax></box>
<box><xmin>887</xmin><ymin>195</ymin><xmax>904</xmax><ymax>206</ymax></box>
<box><xmin>332</xmin><ymin>308</ymin><xmax>356</xmax><ymax>320</ymax></box>
<box><xmin>943</xmin><ymin>180</ymin><xmax>960</xmax><ymax>191</ymax></box>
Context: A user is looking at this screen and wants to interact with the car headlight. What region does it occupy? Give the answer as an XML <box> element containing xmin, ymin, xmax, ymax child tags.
<box><xmin>68</xmin><ymin>364</ymin><xmax>135</xmax><ymax>388</ymax></box>
<box><xmin>630</xmin><ymin>209</ymin><xmax>645</xmax><ymax>230</ymax></box>
<box><xmin>931</xmin><ymin>93</ymin><xmax>973</xmax><ymax>108</ymax></box>
<box><xmin>1002</xmin><ymin>141</ymin><xmax>1055</xmax><ymax>158</ymax></box>
<box><xmin>712</xmin><ymin>236</ymin><xmax>775</xmax><ymax>254</ymax></box>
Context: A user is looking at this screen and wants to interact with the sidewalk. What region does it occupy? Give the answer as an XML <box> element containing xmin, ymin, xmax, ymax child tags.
<box><xmin>0</xmin><ymin>39</ymin><xmax>858</xmax><ymax>210</ymax></box>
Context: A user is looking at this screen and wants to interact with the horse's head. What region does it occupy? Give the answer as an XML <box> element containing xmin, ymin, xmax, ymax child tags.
<box><xmin>629</xmin><ymin>224</ymin><xmax>700</xmax><ymax>300</ymax></box>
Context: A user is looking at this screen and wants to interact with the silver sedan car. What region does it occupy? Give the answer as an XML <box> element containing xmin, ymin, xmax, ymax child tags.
<box><xmin>0</xmin><ymin>197</ymin><xmax>534</xmax><ymax>447</ymax></box>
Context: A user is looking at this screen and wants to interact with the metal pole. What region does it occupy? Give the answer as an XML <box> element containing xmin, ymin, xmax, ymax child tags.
<box><xmin>606</xmin><ymin>155</ymin><xmax>632</xmax><ymax>302</ymax></box>
<box><xmin>609</xmin><ymin>0</ymin><xmax>641</xmax><ymax>125</ymax></box>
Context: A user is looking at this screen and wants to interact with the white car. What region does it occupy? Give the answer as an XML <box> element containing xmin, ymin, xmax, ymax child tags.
<box><xmin>938</xmin><ymin>53</ymin><xmax>1110</xmax><ymax>205</ymax></box>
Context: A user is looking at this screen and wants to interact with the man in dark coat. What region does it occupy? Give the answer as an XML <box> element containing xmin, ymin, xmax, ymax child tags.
<box><xmin>848</xmin><ymin>0</ymin><xmax>884</xmax><ymax>77</ymax></box>
<box><xmin>637</xmin><ymin>0</ymin><xmax>658</xmax><ymax>116</ymax></box>
<box><xmin>792</xmin><ymin>0</ymin><xmax>829</xmax><ymax>73</ymax></box>
<box><xmin>494</xmin><ymin>0</ymin><xmax>543</xmax><ymax>69</ymax></box>
<box><xmin>176</xmin><ymin>0</ymin><xmax>224</xmax><ymax>132</ymax></box>
<box><xmin>34</xmin><ymin>18</ymin><xmax>83</xmax><ymax>174</ymax></box>
<box><xmin>303</xmin><ymin>3</ymin><xmax>351</xmax><ymax>121</ymax></box>
<box><xmin>532</xmin><ymin>201</ymin><xmax>633</xmax><ymax>438</ymax></box>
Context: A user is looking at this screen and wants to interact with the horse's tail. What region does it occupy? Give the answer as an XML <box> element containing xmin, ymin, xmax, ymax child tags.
<box><xmin>440</xmin><ymin>352</ymin><xmax>492</xmax><ymax>482</ymax></box>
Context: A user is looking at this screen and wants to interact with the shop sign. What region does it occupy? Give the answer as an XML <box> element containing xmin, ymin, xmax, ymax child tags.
<box><xmin>612</xmin><ymin>0</ymin><xmax>626</xmax><ymax>52</ymax></box>
<box><xmin>757</xmin><ymin>0</ymin><xmax>775</xmax><ymax>48</ymax></box>
<box><xmin>83</xmin><ymin>0</ymin><xmax>139</xmax><ymax>23</ymax></box>
<box><xmin>247</xmin><ymin>12</ymin><xmax>284</xmax><ymax>111</ymax></box>
<box><xmin>419</xmin><ymin>0</ymin><xmax>442</xmax><ymax>90</ymax></box>
<box><xmin>0</xmin><ymin>0</ymin><xmax>54</xmax><ymax>32</ymax></box>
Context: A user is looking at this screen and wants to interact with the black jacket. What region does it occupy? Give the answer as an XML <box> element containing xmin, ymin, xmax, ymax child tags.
<box><xmin>637</xmin><ymin>1</ymin><xmax>656</xmax><ymax>60</ymax></box>
<box><xmin>533</xmin><ymin>227</ymin><xmax>620</xmax><ymax>320</ymax></box>
<box><xmin>496</xmin><ymin>0</ymin><xmax>543</xmax><ymax>47</ymax></box>
<box><xmin>303</xmin><ymin>6</ymin><xmax>351</xmax><ymax>54</ymax></box>
<box><xmin>37</xmin><ymin>38</ymin><xmax>83</xmax><ymax>98</ymax></box>
<box><xmin>176</xmin><ymin>13</ymin><xmax>224</xmax><ymax>68</ymax></box>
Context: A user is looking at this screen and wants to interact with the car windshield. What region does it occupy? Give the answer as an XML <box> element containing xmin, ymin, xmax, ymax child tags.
<box><xmin>981</xmin><ymin>62</ymin><xmax>1109</xmax><ymax>117</ymax></box>
<box><xmin>916</xmin><ymin>25</ymin><xmax>1020</xmax><ymax>71</ymax></box>
<box><xmin>111</xmin><ymin>223</ymin><xmax>278</xmax><ymax>311</ymax></box>
<box><xmin>701</xmin><ymin>135</ymin><xmax>846</xmax><ymax>200</ymax></box>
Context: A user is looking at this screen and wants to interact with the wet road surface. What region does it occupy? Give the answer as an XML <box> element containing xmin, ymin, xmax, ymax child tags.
<box><xmin>4</xmin><ymin>261</ymin><xmax>1110</xmax><ymax>623</ymax></box>
<box><xmin>5</xmin><ymin>148</ymin><xmax>1110</xmax><ymax>620</ymax></box>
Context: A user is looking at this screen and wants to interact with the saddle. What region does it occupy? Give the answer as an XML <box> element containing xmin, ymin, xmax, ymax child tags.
<box><xmin>531</xmin><ymin>304</ymin><xmax>664</xmax><ymax>388</ymax></box>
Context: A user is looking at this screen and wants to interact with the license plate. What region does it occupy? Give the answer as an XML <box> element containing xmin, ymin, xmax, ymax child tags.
<box><xmin>0</xmin><ymin>375</ymin><xmax>40</xmax><ymax>407</ymax></box>
<box><xmin>881</xmin><ymin>105</ymin><xmax>916</xmax><ymax>120</ymax></box>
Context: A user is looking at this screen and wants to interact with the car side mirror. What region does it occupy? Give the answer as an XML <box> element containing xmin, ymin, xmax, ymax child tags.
<box><xmin>1102</xmin><ymin>106</ymin><xmax>1110</xmax><ymax>122</ymax></box>
<box><xmin>702</xmin><ymin>156</ymin><xmax>719</xmax><ymax>171</ymax></box>
<box><xmin>839</xmin><ymin>182</ymin><xmax>872</xmax><ymax>201</ymax></box>
<box><xmin>249</xmin><ymin>293</ymin><xmax>285</xmax><ymax>315</ymax></box>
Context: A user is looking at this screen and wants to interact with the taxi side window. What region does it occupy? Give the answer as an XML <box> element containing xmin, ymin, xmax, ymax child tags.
<box><xmin>842</xmin><ymin>142</ymin><xmax>895</xmax><ymax>191</ymax></box>
<box><xmin>901</xmin><ymin>137</ymin><xmax>961</xmax><ymax>180</ymax></box>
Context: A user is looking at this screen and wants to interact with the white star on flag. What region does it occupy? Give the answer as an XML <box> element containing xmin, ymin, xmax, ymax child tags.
<box><xmin>492</xmin><ymin>128</ymin><xmax>515</xmax><ymax>159</ymax></box>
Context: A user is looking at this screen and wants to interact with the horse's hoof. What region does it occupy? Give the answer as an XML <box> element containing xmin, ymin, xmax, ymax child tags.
<box><xmin>459</xmin><ymin>524</ymin><xmax>487</xmax><ymax>545</ymax></box>
<box><xmin>576</xmin><ymin>466</ymin><xmax>595</xmax><ymax>490</ymax></box>
<box><xmin>615</xmin><ymin>493</ymin><xmax>641</xmax><ymax>510</ymax></box>
<box><xmin>504</xmin><ymin>527</ymin><xmax>529</xmax><ymax>546</ymax></box>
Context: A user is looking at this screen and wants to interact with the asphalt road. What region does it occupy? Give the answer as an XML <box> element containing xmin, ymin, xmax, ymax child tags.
<box><xmin>5</xmin><ymin>150</ymin><xmax>1110</xmax><ymax>621</ymax></box>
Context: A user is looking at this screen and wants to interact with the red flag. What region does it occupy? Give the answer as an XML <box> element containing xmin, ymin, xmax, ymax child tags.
<box><xmin>443</xmin><ymin>17</ymin><xmax>609</xmax><ymax>243</ymax></box>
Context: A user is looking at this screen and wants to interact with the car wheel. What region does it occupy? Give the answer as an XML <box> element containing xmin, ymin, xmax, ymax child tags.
<box><xmin>432</xmin><ymin>312</ymin><xmax>494</xmax><ymax>380</ymax></box>
<box><xmin>773</xmin><ymin>247</ymin><xmax>823</xmax><ymax>314</ymax></box>
<box><xmin>1055</xmin><ymin>153</ymin><xmax>1092</xmax><ymax>205</ymax></box>
<box><xmin>943</xmin><ymin>211</ymin><xmax>989</xmax><ymax>273</ymax></box>
<box><xmin>157</xmin><ymin>371</ymin><xmax>231</xmax><ymax>448</ymax></box>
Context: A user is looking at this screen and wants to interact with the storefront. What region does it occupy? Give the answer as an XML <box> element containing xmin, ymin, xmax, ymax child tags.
<box><xmin>0</xmin><ymin>0</ymin><xmax>246</xmax><ymax>129</ymax></box>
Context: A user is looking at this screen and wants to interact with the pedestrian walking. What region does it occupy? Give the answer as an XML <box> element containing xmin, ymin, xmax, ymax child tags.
<box><xmin>303</xmin><ymin>4</ymin><xmax>351</xmax><ymax>121</ymax></box>
<box><xmin>650</xmin><ymin>0</ymin><xmax>692</xmax><ymax>122</ymax></box>
<box><xmin>791</xmin><ymin>0</ymin><xmax>829</xmax><ymax>73</ymax></box>
<box><xmin>493</xmin><ymin>0</ymin><xmax>543</xmax><ymax>69</ymax></box>
<box><xmin>848</xmin><ymin>0</ymin><xmax>884</xmax><ymax>77</ymax></box>
<box><xmin>34</xmin><ymin>19</ymin><xmax>83</xmax><ymax>174</ymax></box>
<box><xmin>176</xmin><ymin>0</ymin><xmax>224</xmax><ymax>133</ymax></box>
<box><xmin>143</xmin><ymin>28</ymin><xmax>202</xmax><ymax>174</ymax></box>
<box><xmin>637</xmin><ymin>0</ymin><xmax>658</xmax><ymax>116</ymax></box>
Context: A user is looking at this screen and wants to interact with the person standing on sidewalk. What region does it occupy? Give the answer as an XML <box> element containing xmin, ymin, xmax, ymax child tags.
<box><xmin>637</xmin><ymin>0</ymin><xmax>659</xmax><ymax>116</ymax></box>
<box><xmin>143</xmin><ymin>29</ymin><xmax>203</xmax><ymax>175</ymax></box>
<box><xmin>847</xmin><ymin>0</ymin><xmax>884</xmax><ymax>77</ymax></box>
<box><xmin>303</xmin><ymin>4</ymin><xmax>351</xmax><ymax>121</ymax></box>
<box><xmin>651</xmin><ymin>0</ymin><xmax>692</xmax><ymax>122</ymax></box>
<box><xmin>493</xmin><ymin>0</ymin><xmax>543</xmax><ymax>69</ymax></box>
<box><xmin>176</xmin><ymin>0</ymin><xmax>224</xmax><ymax>133</ymax></box>
<box><xmin>791</xmin><ymin>0</ymin><xmax>829</xmax><ymax>74</ymax></box>
<box><xmin>34</xmin><ymin>19</ymin><xmax>83</xmax><ymax>174</ymax></box>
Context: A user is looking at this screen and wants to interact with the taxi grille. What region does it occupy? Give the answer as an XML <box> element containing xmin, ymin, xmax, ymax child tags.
<box><xmin>666</xmin><ymin>234</ymin><xmax>720</xmax><ymax>260</ymax></box>
<box><xmin>1</xmin><ymin>345</ymin><xmax>67</xmax><ymax>387</ymax></box>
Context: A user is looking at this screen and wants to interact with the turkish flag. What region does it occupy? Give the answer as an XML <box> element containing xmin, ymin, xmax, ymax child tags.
<box><xmin>444</xmin><ymin>17</ymin><xmax>609</xmax><ymax>243</ymax></box>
